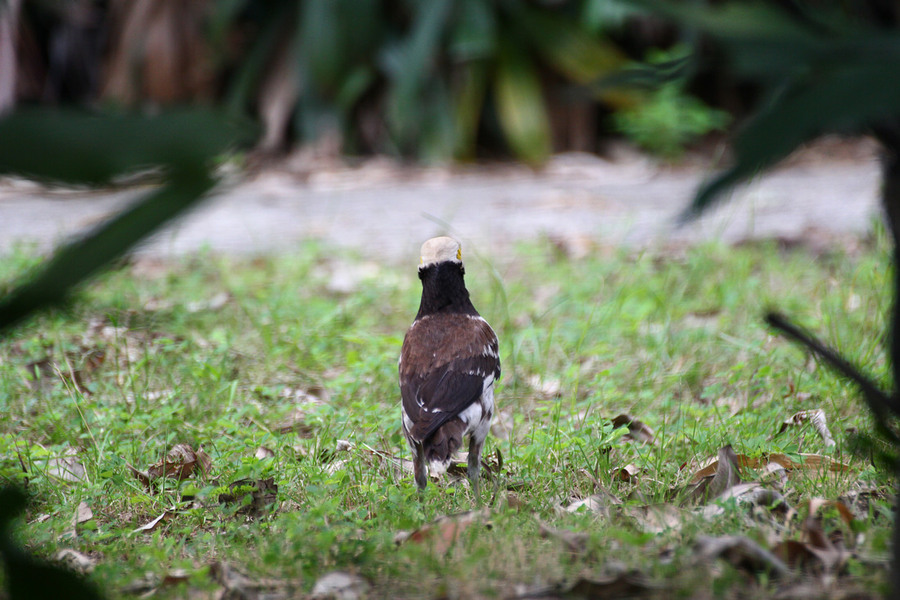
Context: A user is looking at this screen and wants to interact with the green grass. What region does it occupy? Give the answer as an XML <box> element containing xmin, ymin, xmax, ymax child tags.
<box><xmin>0</xmin><ymin>233</ymin><xmax>894</xmax><ymax>598</ymax></box>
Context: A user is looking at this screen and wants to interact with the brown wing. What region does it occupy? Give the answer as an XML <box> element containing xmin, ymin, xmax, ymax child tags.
<box><xmin>400</xmin><ymin>313</ymin><xmax>500</xmax><ymax>443</ymax></box>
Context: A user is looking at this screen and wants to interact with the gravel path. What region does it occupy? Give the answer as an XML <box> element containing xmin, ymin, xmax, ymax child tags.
<box><xmin>0</xmin><ymin>141</ymin><xmax>883</xmax><ymax>262</ymax></box>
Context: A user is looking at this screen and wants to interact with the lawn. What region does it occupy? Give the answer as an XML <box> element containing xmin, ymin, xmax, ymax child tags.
<box><xmin>0</xmin><ymin>232</ymin><xmax>894</xmax><ymax>598</ymax></box>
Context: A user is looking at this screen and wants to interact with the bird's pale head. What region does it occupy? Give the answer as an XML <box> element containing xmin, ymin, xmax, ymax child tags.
<box><xmin>419</xmin><ymin>236</ymin><xmax>462</xmax><ymax>270</ymax></box>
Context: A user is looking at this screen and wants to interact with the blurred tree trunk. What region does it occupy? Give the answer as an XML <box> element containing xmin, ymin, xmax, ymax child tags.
<box><xmin>0</xmin><ymin>0</ymin><xmax>21</xmax><ymax>115</ymax></box>
<box><xmin>101</xmin><ymin>0</ymin><xmax>213</xmax><ymax>106</ymax></box>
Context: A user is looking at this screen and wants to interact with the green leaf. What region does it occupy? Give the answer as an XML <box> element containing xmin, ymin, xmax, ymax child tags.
<box><xmin>0</xmin><ymin>109</ymin><xmax>247</xmax><ymax>184</ymax></box>
<box><xmin>453</xmin><ymin>60</ymin><xmax>489</xmax><ymax>160</ymax></box>
<box><xmin>0</xmin><ymin>109</ymin><xmax>249</xmax><ymax>331</ymax></box>
<box><xmin>686</xmin><ymin>61</ymin><xmax>900</xmax><ymax>218</ymax></box>
<box><xmin>0</xmin><ymin>174</ymin><xmax>215</xmax><ymax>332</ymax></box>
<box><xmin>511</xmin><ymin>4</ymin><xmax>627</xmax><ymax>85</ymax></box>
<box><xmin>449</xmin><ymin>0</ymin><xmax>496</xmax><ymax>61</ymax></box>
<box><xmin>494</xmin><ymin>37</ymin><xmax>551</xmax><ymax>164</ymax></box>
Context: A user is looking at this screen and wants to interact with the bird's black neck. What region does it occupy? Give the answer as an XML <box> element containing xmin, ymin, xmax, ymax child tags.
<box><xmin>416</xmin><ymin>262</ymin><xmax>479</xmax><ymax>318</ymax></box>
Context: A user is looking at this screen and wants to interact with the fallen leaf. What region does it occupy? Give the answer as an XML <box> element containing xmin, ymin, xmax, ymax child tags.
<box><xmin>134</xmin><ymin>511</ymin><xmax>171</xmax><ymax>533</ymax></box>
<box><xmin>611</xmin><ymin>414</ymin><xmax>656</xmax><ymax>444</ymax></box>
<box><xmin>394</xmin><ymin>510</ymin><xmax>489</xmax><ymax>554</ymax></box>
<box><xmin>619</xmin><ymin>503</ymin><xmax>683</xmax><ymax>534</ymax></box>
<box><xmin>687</xmin><ymin>445</ymin><xmax>742</xmax><ymax>503</ymax></box>
<box><xmin>612</xmin><ymin>463</ymin><xmax>639</xmax><ymax>482</ymax></box>
<box><xmin>46</xmin><ymin>448</ymin><xmax>87</xmax><ymax>483</ymax></box>
<box><xmin>218</xmin><ymin>478</ymin><xmax>278</xmax><ymax>516</ymax></box>
<box><xmin>515</xmin><ymin>572</ymin><xmax>659</xmax><ymax>599</ymax></box>
<box><xmin>209</xmin><ymin>561</ymin><xmax>294</xmax><ymax>599</ymax></box>
<box><xmin>145</xmin><ymin>443</ymin><xmax>212</xmax><ymax>482</ymax></box>
<box><xmin>696</xmin><ymin>535</ymin><xmax>791</xmax><ymax>578</ymax></box>
<box><xmin>75</xmin><ymin>502</ymin><xmax>93</xmax><ymax>525</ymax></box>
<box><xmin>807</xmin><ymin>498</ymin><xmax>856</xmax><ymax>528</ymax></box>
<box><xmin>310</xmin><ymin>571</ymin><xmax>371</xmax><ymax>600</ymax></box>
<box><xmin>564</xmin><ymin>489</ymin><xmax>622</xmax><ymax>516</ymax></box>
<box><xmin>54</xmin><ymin>549</ymin><xmax>97</xmax><ymax>574</ymax></box>
<box><xmin>537</xmin><ymin>520</ymin><xmax>589</xmax><ymax>554</ymax></box>
<box><xmin>688</xmin><ymin>451</ymin><xmax>850</xmax><ymax>484</ymax></box>
<box><xmin>255</xmin><ymin>446</ymin><xmax>275</xmax><ymax>460</ymax></box>
<box><xmin>772</xmin><ymin>516</ymin><xmax>850</xmax><ymax>574</ymax></box>
<box><xmin>526</xmin><ymin>374</ymin><xmax>561</xmax><ymax>398</ymax></box>
<box><xmin>777</xmin><ymin>409</ymin><xmax>836</xmax><ymax>447</ymax></box>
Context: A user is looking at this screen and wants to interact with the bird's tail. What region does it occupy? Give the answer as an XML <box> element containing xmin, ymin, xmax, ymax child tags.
<box><xmin>424</xmin><ymin>419</ymin><xmax>466</xmax><ymax>472</ymax></box>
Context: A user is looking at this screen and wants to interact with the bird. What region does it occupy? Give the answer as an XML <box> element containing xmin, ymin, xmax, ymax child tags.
<box><xmin>399</xmin><ymin>236</ymin><xmax>500</xmax><ymax>492</ymax></box>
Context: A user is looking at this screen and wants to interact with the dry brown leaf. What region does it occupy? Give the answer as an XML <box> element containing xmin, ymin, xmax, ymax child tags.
<box><xmin>687</xmin><ymin>445</ymin><xmax>742</xmax><ymax>503</ymax></box>
<box><xmin>620</xmin><ymin>503</ymin><xmax>683</xmax><ymax>534</ymax></box>
<box><xmin>772</xmin><ymin>516</ymin><xmax>850</xmax><ymax>574</ymax></box>
<box><xmin>218</xmin><ymin>478</ymin><xmax>278</xmax><ymax>516</ymax></box>
<box><xmin>255</xmin><ymin>446</ymin><xmax>275</xmax><ymax>460</ymax></box>
<box><xmin>46</xmin><ymin>448</ymin><xmax>87</xmax><ymax>483</ymax></box>
<box><xmin>611</xmin><ymin>414</ymin><xmax>656</xmax><ymax>444</ymax></box>
<box><xmin>564</xmin><ymin>489</ymin><xmax>622</xmax><ymax>516</ymax></box>
<box><xmin>516</xmin><ymin>572</ymin><xmax>659</xmax><ymax>599</ymax></box>
<box><xmin>537</xmin><ymin>520</ymin><xmax>589</xmax><ymax>554</ymax></box>
<box><xmin>209</xmin><ymin>561</ymin><xmax>293</xmax><ymax>599</ymax></box>
<box><xmin>145</xmin><ymin>443</ymin><xmax>212</xmax><ymax>482</ymax></box>
<box><xmin>526</xmin><ymin>374</ymin><xmax>561</xmax><ymax>398</ymax></box>
<box><xmin>394</xmin><ymin>510</ymin><xmax>489</xmax><ymax>554</ymax></box>
<box><xmin>696</xmin><ymin>535</ymin><xmax>791</xmax><ymax>578</ymax></box>
<box><xmin>75</xmin><ymin>501</ymin><xmax>93</xmax><ymax>525</ymax></box>
<box><xmin>777</xmin><ymin>409</ymin><xmax>836</xmax><ymax>447</ymax></box>
<box><xmin>310</xmin><ymin>571</ymin><xmax>370</xmax><ymax>600</ymax></box>
<box><xmin>55</xmin><ymin>549</ymin><xmax>97</xmax><ymax>574</ymax></box>
<box><xmin>134</xmin><ymin>511</ymin><xmax>171</xmax><ymax>533</ymax></box>
<box><xmin>807</xmin><ymin>497</ymin><xmax>856</xmax><ymax>527</ymax></box>
<box><xmin>612</xmin><ymin>463</ymin><xmax>639</xmax><ymax>482</ymax></box>
<box><xmin>688</xmin><ymin>451</ymin><xmax>850</xmax><ymax>485</ymax></box>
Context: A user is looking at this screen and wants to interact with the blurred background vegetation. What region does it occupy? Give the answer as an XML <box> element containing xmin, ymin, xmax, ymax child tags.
<box><xmin>0</xmin><ymin>0</ymin><xmax>741</xmax><ymax>163</ymax></box>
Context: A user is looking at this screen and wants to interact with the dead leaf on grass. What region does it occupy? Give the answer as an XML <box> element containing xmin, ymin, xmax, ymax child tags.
<box><xmin>688</xmin><ymin>451</ymin><xmax>849</xmax><ymax>485</ymax></box>
<box><xmin>394</xmin><ymin>509</ymin><xmax>490</xmax><ymax>554</ymax></box>
<box><xmin>255</xmin><ymin>446</ymin><xmax>275</xmax><ymax>460</ymax></box>
<box><xmin>772</xmin><ymin>516</ymin><xmax>850</xmax><ymax>574</ymax></box>
<box><xmin>686</xmin><ymin>445</ymin><xmax>742</xmax><ymax>503</ymax></box>
<box><xmin>699</xmin><ymin>484</ymin><xmax>792</xmax><ymax>519</ymax></box>
<box><xmin>612</xmin><ymin>463</ymin><xmax>639</xmax><ymax>482</ymax></box>
<box><xmin>807</xmin><ymin>498</ymin><xmax>856</xmax><ymax>528</ymax></box>
<box><xmin>310</xmin><ymin>571</ymin><xmax>371</xmax><ymax>600</ymax></box>
<box><xmin>696</xmin><ymin>535</ymin><xmax>791</xmax><ymax>578</ymax></box>
<box><xmin>537</xmin><ymin>520</ymin><xmax>590</xmax><ymax>554</ymax></box>
<box><xmin>134</xmin><ymin>510</ymin><xmax>172</xmax><ymax>533</ymax></box>
<box><xmin>526</xmin><ymin>374</ymin><xmax>561</xmax><ymax>398</ymax></box>
<box><xmin>209</xmin><ymin>560</ymin><xmax>294</xmax><ymax>599</ymax></box>
<box><xmin>515</xmin><ymin>572</ymin><xmax>659</xmax><ymax>599</ymax></box>
<box><xmin>611</xmin><ymin>414</ymin><xmax>656</xmax><ymax>444</ymax></box>
<box><xmin>620</xmin><ymin>503</ymin><xmax>684</xmax><ymax>534</ymax></box>
<box><xmin>185</xmin><ymin>291</ymin><xmax>230</xmax><ymax>314</ymax></box>
<box><xmin>563</xmin><ymin>489</ymin><xmax>622</xmax><ymax>516</ymax></box>
<box><xmin>54</xmin><ymin>549</ymin><xmax>97</xmax><ymax>574</ymax></box>
<box><xmin>146</xmin><ymin>443</ymin><xmax>212</xmax><ymax>482</ymax></box>
<box><xmin>75</xmin><ymin>501</ymin><xmax>93</xmax><ymax>525</ymax></box>
<box><xmin>46</xmin><ymin>447</ymin><xmax>87</xmax><ymax>483</ymax></box>
<box><xmin>218</xmin><ymin>478</ymin><xmax>278</xmax><ymax>516</ymax></box>
<box><xmin>777</xmin><ymin>409</ymin><xmax>836</xmax><ymax>447</ymax></box>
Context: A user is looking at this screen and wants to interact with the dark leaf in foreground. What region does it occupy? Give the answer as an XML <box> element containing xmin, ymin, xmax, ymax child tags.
<box><xmin>0</xmin><ymin>487</ymin><xmax>106</xmax><ymax>600</ymax></box>
<box><xmin>515</xmin><ymin>571</ymin><xmax>659</xmax><ymax>599</ymax></box>
<box><xmin>0</xmin><ymin>109</ymin><xmax>252</xmax><ymax>334</ymax></box>
<box><xmin>686</xmin><ymin>445</ymin><xmax>742</xmax><ymax>504</ymax></box>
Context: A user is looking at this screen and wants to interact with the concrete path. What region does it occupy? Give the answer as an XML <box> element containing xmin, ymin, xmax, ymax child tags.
<box><xmin>0</xmin><ymin>140</ymin><xmax>882</xmax><ymax>263</ymax></box>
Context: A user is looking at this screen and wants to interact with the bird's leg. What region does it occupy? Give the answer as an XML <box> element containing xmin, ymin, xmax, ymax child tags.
<box><xmin>413</xmin><ymin>442</ymin><xmax>428</xmax><ymax>490</ymax></box>
<box><xmin>467</xmin><ymin>435</ymin><xmax>484</xmax><ymax>497</ymax></box>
